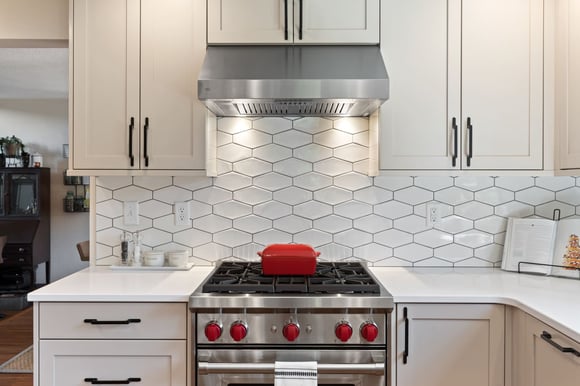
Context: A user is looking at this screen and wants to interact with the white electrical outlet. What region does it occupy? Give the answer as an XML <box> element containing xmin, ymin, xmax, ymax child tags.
<box><xmin>426</xmin><ymin>202</ymin><xmax>440</xmax><ymax>227</ymax></box>
<box><xmin>123</xmin><ymin>201</ymin><xmax>139</xmax><ymax>225</ymax></box>
<box><xmin>175</xmin><ymin>202</ymin><xmax>190</xmax><ymax>226</ymax></box>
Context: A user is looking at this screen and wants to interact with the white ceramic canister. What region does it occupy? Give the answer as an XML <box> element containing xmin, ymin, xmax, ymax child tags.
<box><xmin>166</xmin><ymin>250</ymin><xmax>188</xmax><ymax>267</ymax></box>
<box><xmin>143</xmin><ymin>250</ymin><xmax>165</xmax><ymax>266</ymax></box>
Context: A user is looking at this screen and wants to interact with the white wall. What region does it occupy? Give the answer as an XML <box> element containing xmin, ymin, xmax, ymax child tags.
<box><xmin>0</xmin><ymin>99</ymin><xmax>89</xmax><ymax>282</ymax></box>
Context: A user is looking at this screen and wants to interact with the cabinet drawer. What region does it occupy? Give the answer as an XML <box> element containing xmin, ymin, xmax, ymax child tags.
<box><xmin>39</xmin><ymin>340</ymin><xmax>186</xmax><ymax>386</ymax></box>
<box><xmin>39</xmin><ymin>302</ymin><xmax>187</xmax><ymax>339</ymax></box>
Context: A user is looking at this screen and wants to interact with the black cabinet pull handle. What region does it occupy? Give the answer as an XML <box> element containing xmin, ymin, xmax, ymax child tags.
<box><xmin>84</xmin><ymin>377</ymin><xmax>141</xmax><ymax>384</ymax></box>
<box><xmin>541</xmin><ymin>331</ymin><xmax>580</xmax><ymax>357</ymax></box>
<box><xmin>143</xmin><ymin>117</ymin><xmax>149</xmax><ymax>167</ymax></box>
<box><xmin>299</xmin><ymin>0</ymin><xmax>303</xmax><ymax>40</ymax></box>
<box><xmin>128</xmin><ymin>117</ymin><xmax>135</xmax><ymax>167</ymax></box>
<box><xmin>466</xmin><ymin>117</ymin><xmax>473</xmax><ymax>167</ymax></box>
<box><xmin>83</xmin><ymin>318</ymin><xmax>141</xmax><ymax>325</ymax></box>
<box><xmin>284</xmin><ymin>0</ymin><xmax>288</xmax><ymax>40</ymax></box>
<box><xmin>403</xmin><ymin>307</ymin><xmax>409</xmax><ymax>364</ymax></box>
<box><xmin>451</xmin><ymin>117</ymin><xmax>458</xmax><ymax>167</ymax></box>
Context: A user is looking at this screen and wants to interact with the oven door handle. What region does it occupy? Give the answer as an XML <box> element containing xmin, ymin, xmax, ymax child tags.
<box><xmin>198</xmin><ymin>362</ymin><xmax>385</xmax><ymax>375</ymax></box>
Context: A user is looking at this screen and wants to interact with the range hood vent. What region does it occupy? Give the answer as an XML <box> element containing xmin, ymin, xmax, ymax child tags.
<box><xmin>198</xmin><ymin>45</ymin><xmax>389</xmax><ymax>117</ymax></box>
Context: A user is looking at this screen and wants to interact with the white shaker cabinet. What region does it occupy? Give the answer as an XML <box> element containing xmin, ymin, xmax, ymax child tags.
<box><xmin>70</xmin><ymin>0</ymin><xmax>205</xmax><ymax>173</ymax></box>
<box><xmin>395</xmin><ymin>303</ymin><xmax>505</xmax><ymax>386</ymax></box>
<box><xmin>380</xmin><ymin>0</ymin><xmax>544</xmax><ymax>171</ymax></box>
<box><xmin>207</xmin><ymin>0</ymin><xmax>379</xmax><ymax>44</ymax></box>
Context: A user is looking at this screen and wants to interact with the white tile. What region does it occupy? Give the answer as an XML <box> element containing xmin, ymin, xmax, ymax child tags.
<box><xmin>173</xmin><ymin>176</ymin><xmax>212</xmax><ymax>191</ymax></box>
<box><xmin>192</xmin><ymin>243</ymin><xmax>232</xmax><ymax>261</ymax></box>
<box><xmin>217</xmin><ymin>143</ymin><xmax>252</xmax><ymax>162</ymax></box>
<box><xmin>515</xmin><ymin>187</ymin><xmax>555</xmax><ymax>206</ymax></box>
<box><xmin>214</xmin><ymin>229</ymin><xmax>252</xmax><ymax>248</ymax></box>
<box><xmin>353</xmin><ymin>243</ymin><xmax>393</xmax><ymax>262</ymax></box>
<box><xmin>414</xmin><ymin>257</ymin><xmax>453</xmax><ymax>267</ymax></box>
<box><xmin>373</xmin><ymin>176</ymin><xmax>414</xmax><ymax>191</ymax></box>
<box><xmin>454</xmin><ymin>176</ymin><xmax>494</xmax><ymax>191</ymax></box>
<box><xmin>535</xmin><ymin>202</ymin><xmax>575</xmax><ymax>219</ymax></box>
<box><xmin>114</xmin><ymin>185</ymin><xmax>153</xmax><ymax>202</ymax></box>
<box><xmin>140</xmin><ymin>199</ymin><xmax>172</xmax><ymax>219</ymax></box>
<box><xmin>455</xmin><ymin>201</ymin><xmax>494</xmax><ymax>220</ymax></box>
<box><xmin>474</xmin><ymin>187</ymin><xmax>514</xmax><ymax>205</ymax></box>
<box><xmin>556</xmin><ymin>187</ymin><xmax>580</xmax><ymax>205</ymax></box>
<box><xmin>494</xmin><ymin>201</ymin><xmax>534</xmax><ymax>218</ymax></box>
<box><xmin>394</xmin><ymin>215</ymin><xmax>429</xmax><ymax>234</ymax></box>
<box><xmin>214</xmin><ymin>172</ymin><xmax>252</xmax><ymax>191</ymax></box>
<box><xmin>218</xmin><ymin>117</ymin><xmax>250</xmax><ymax>134</ymax></box>
<box><xmin>273</xmin><ymin>130</ymin><xmax>312</xmax><ymax>148</ymax></box>
<box><xmin>494</xmin><ymin>232</ymin><xmax>506</xmax><ymax>245</ymax></box>
<box><xmin>274</xmin><ymin>158</ymin><xmax>312</xmax><ymax>177</ymax></box>
<box><xmin>334</xmin><ymin>143</ymin><xmax>369</xmax><ymax>163</ymax></box>
<box><xmin>335</xmin><ymin>229</ymin><xmax>373</xmax><ymax>247</ymax></box>
<box><xmin>233</xmin><ymin>215</ymin><xmax>272</xmax><ymax>234</ymax></box>
<box><xmin>434</xmin><ymin>215</ymin><xmax>473</xmax><ymax>234</ymax></box>
<box><xmin>253</xmin><ymin>201</ymin><xmax>292</xmax><ymax>220</ymax></box>
<box><xmin>474</xmin><ymin>244</ymin><xmax>504</xmax><ymax>263</ymax></box>
<box><xmin>133</xmin><ymin>176</ymin><xmax>172</xmax><ymax>190</ymax></box>
<box><xmin>294</xmin><ymin>143</ymin><xmax>333</xmax><ymax>162</ymax></box>
<box><xmin>96</xmin><ymin>199</ymin><xmax>123</xmax><ymax>219</ymax></box>
<box><xmin>233</xmin><ymin>158</ymin><xmax>272</xmax><ymax>177</ymax></box>
<box><xmin>97</xmin><ymin>176</ymin><xmax>133</xmax><ymax>190</ymax></box>
<box><xmin>194</xmin><ymin>187</ymin><xmax>232</xmax><ymax>205</ymax></box>
<box><xmin>294</xmin><ymin>172</ymin><xmax>333</xmax><ymax>191</ymax></box>
<box><xmin>273</xmin><ymin>215</ymin><xmax>312</xmax><ymax>233</ymax></box>
<box><xmin>97</xmin><ymin>227</ymin><xmax>124</xmax><ymax>247</ymax></box>
<box><xmin>375</xmin><ymin>229</ymin><xmax>412</xmax><ymax>248</ymax></box>
<box><xmin>254</xmin><ymin>229</ymin><xmax>292</xmax><ymax>245</ymax></box>
<box><xmin>313</xmin><ymin>215</ymin><xmax>353</xmax><ymax>234</ymax></box>
<box><xmin>233</xmin><ymin>243</ymin><xmax>265</xmax><ymax>260</ymax></box>
<box><xmin>374</xmin><ymin>201</ymin><xmax>413</xmax><ymax>219</ymax></box>
<box><xmin>415</xmin><ymin>202</ymin><xmax>453</xmax><ymax>219</ymax></box>
<box><xmin>294</xmin><ymin>117</ymin><xmax>333</xmax><ymax>134</ymax></box>
<box><xmin>495</xmin><ymin>176</ymin><xmax>535</xmax><ymax>191</ymax></box>
<box><xmin>454</xmin><ymin>230</ymin><xmax>493</xmax><ymax>248</ymax></box>
<box><xmin>394</xmin><ymin>187</ymin><xmax>433</xmax><ymax>205</ymax></box>
<box><xmin>113</xmin><ymin>216</ymin><xmax>153</xmax><ymax>233</ymax></box>
<box><xmin>313</xmin><ymin>158</ymin><xmax>352</xmax><ymax>176</ymax></box>
<box><xmin>96</xmin><ymin>186</ymin><xmax>113</xmax><ymax>203</ymax></box>
<box><xmin>152</xmin><ymin>213</ymin><xmax>188</xmax><ymax>233</ymax></box>
<box><xmin>233</xmin><ymin>129</ymin><xmax>272</xmax><ymax>148</ymax></box>
<box><xmin>415</xmin><ymin>177</ymin><xmax>454</xmax><ymax>191</ymax></box>
<box><xmin>217</xmin><ymin>131</ymin><xmax>232</xmax><ymax>146</ymax></box>
<box><xmin>415</xmin><ymin>229</ymin><xmax>453</xmax><ymax>248</ymax></box>
<box><xmin>536</xmin><ymin>176</ymin><xmax>576</xmax><ymax>191</ymax></box>
<box><xmin>373</xmin><ymin>257</ymin><xmax>412</xmax><ymax>267</ymax></box>
<box><xmin>334</xmin><ymin>172</ymin><xmax>373</xmax><ymax>191</ymax></box>
<box><xmin>253</xmin><ymin>117</ymin><xmax>292</xmax><ymax>134</ymax></box>
<box><xmin>294</xmin><ymin>201</ymin><xmax>332</xmax><ymax>219</ymax></box>
<box><xmin>154</xmin><ymin>186</ymin><xmax>192</xmax><ymax>203</ymax></box>
<box><xmin>354</xmin><ymin>214</ymin><xmax>393</xmax><ymax>233</ymax></box>
<box><xmin>314</xmin><ymin>186</ymin><xmax>352</xmax><ymax>205</ymax></box>
<box><xmin>334</xmin><ymin>117</ymin><xmax>368</xmax><ymax>134</ymax></box>
<box><xmin>141</xmin><ymin>227</ymin><xmax>172</xmax><ymax>248</ymax></box>
<box><xmin>96</xmin><ymin>214</ymin><xmax>112</xmax><ymax>231</ymax></box>
<box><xmin>233</xmin><ymin>186</ymin><xmax>272</xmax><ymax>205</ymax></box>
<box><xmin>394</xmin><ymin>244</ymin><xmax>433</xmax><ymax>262</ymax></box>
<box><xmin>434</xmin><ymin>244</ymin><xmax>473</xmax><ymax>262</ymax></box>
<box><xmin>273</xmin><ymin>186</ymin><xmax>312</xmax><ymax>205</ymax></box>
<box><xmin>454</xmin><ymin>258</ymin><xmax>494</xmax><ymax>268</ymax></box>
<box><xmin>190</xmin><ymin>201</ymin><xmax>213</xmax><ymax>219</ymax></box>
<box><xmin>294</xmin><ymin>229</ymin><xmax>332</xmax><ymax>247</ymax></box>
<box><xmin>214</xmin><ymin>201</ymin><xmax>252</xmax><ymax>219</ymax></box>
<box><xmin>253</xmin><ymin>144</ymin><xmax>292</xmax><ymax>162</ymax></box>
<box><xmin>95</xmin><ymin>243</ymin><xmax>113</xmax><ymax>261</ymax></box>
<box><xmin>316</xmin><ymin>243</ymin><xmax>353</xmax><ymax>260</ymax></box>
<box><xmin>173</xmin><ymin>228</ymin><xmax>212</xmax><ymax>248</ymax></box>
<box><xmin>474</xmin><ymin>216</ymin><xmax>508</xmax><ymax>234</ymax></box>
<box><xmin>434</xmin><ymin>187</ymin><xmax>474</xmax><ymax>205</ymax></box>
<box><xmin>216</xmin><ymin>160</ymin><xmax>233</xmax><ymax>175</ymax></box>
<box><xmin>353</xmin><ymin>131</ymin><xmax>369</xmax><ymax>146</ymax></box>
<box><xmin>192</xmin><ymin>214</ymin><xmax>232</xmax><ymax>233</ymax></box>
<box><xmin>354</xmin><ymin>186</ymin><xmax>393</xmax><ymax>205</ymax></box>
<box><xmin>254</xmin><ymin>172</ymin><xmax>293</xmax><ymax>191</ymax></box>
<box><xmin>314</xmin><ymin>129</ymin><xmax>352</xmax><ymax>148</ymax></box>
<box><xmin>335</xmin><ymin>200</ymin><xmax>373</xmax><ymax>219</ymax></box>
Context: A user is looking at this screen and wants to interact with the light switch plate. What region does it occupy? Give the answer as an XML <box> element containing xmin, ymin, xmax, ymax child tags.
<box><xmin>123</xmin><ymin>201</ymin><xmax>139</xmax><ymax>225</ymax></box>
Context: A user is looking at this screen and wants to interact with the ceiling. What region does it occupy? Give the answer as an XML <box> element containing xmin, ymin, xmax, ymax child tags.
<box><xmin>0</xmin><ymin>48</ymin><xmax>68</xmax><ymax>99</ymax></box>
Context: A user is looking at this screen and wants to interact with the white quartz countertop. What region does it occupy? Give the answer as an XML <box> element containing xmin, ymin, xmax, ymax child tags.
<box><xmin>28</xmin><ymin>265</ymin><xmax>580</xmax><ymax>341</ymax></box>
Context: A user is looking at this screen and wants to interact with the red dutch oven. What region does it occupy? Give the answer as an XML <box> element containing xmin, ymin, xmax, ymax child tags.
<box><xmin>258</xmin><ymin>244</ymin><xmax>320</xmax><ymax>276</ymax></box>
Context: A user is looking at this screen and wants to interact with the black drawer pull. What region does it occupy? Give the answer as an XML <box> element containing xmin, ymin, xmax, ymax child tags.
<box><xmin>83</xmin><ymin>318</ymin><xmax>141</xmax><ymax>325</ymax></box>
<box><xmin>84</xmin><ymin>377</ymin><xmax>141</xmax><ymax>384</ymax></box>
<box><xmin>403</xmin><ymin>307</ymin><xmax>409</xmax><ymax>364</ymax></box>
<box><xmin>541</xmin><ymin>331</ymin><xmax>580</xmax><ymax>357</ymax></box>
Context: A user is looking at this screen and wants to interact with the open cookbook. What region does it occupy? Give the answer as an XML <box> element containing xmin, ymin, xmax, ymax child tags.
<box><xmin>501</xmin><ymin>217</ymin><xmax>580</xmax><ymax>278</ymax></box>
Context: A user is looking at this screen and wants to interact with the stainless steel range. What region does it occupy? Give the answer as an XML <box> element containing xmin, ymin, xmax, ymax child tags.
<box><xmin>189</xmin><ymin>261</ymin><xmax>393</xmax><ymax>386</ymax></box>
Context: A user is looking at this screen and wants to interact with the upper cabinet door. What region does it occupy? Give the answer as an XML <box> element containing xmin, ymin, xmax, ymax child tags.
<box><xmin>207</xmin><ymin>0</ymin><xmax>290</xmax><ymax>44</ymax></box>
<box><xmin>462</xmin><ymin>0</ymin><xmax>543</xmax><ymax>170</ymax></box>
<box><xmin>72</xmin><ymin>0</ymin><xmax>140</xmax><ymax>170</ymax></box>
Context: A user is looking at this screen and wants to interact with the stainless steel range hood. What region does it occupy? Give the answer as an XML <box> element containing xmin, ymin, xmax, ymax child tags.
<box><xmin>198</xmin><ymin>45</ymin><xmax>389</xmax><ymax>117</ymax></box>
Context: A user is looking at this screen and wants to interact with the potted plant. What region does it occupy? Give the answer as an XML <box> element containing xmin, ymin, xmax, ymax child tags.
<box><xmin>0</xmin><ymin>135</ymin><xmax>24</xmax><ymax>157</ymax></box>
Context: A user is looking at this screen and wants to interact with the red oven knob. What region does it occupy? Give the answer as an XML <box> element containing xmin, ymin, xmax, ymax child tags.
<box><xmin>230</xmin><ymin>321</ymin><xmax>248</xmax><ymax>342</ymax></box>
<box><xmin>360</xmin><ymin>322</ymin><xmax>379</xmax><ymax>342</ymax></box>
<box><xmin>335</xmin><ymin>322</ymin><xmax>353</xmax><ymax>342</ymax></box>
<box><xmin>282</xmin><ymin>323</ymin><xmax>300</xmax><ymax>342</ymax></box>
<box><xmin>204</xmin><ymin>321</ymin><xmax>222</xmax><ymax>342</ymax></box>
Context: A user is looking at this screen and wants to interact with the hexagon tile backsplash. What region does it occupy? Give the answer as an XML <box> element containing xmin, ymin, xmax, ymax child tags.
<box><xmin>96</xmin><ymin>117</ymin><xmax>580</xmax><ymax>267</ymax></box>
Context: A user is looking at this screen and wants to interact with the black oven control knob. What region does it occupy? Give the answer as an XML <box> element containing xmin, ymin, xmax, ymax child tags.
<box><xmin>335</xmin><ymin>322</ymin><xmax>353</xmax><ymax>342</ymax></box>
<box><xmin>282</xmin><ymin>322</ymin><xmax>300</xmax><ymax>341</ymax></box>
<box><xmin>204</xmin><ymin>321</ymin><xmax>222</xmax><ymax>342</ymax></box>
<box><xmin>230</xmin><ymin>321</ymin><xmax>248</xmax><ymax>342</ymax></box>
<box><xmin>360</xmin><ymin>321</ymin><xmax>379</xmax><ymax>342</ymax></box>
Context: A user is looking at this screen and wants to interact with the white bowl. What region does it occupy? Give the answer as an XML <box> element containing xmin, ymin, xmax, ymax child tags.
<box><xmin>143</xmin><ymin>251</ymin><xmax>165</xmax><ymax>267</ymax></box>
<box><xmin>166</xmin><ymin>250</ymin><xmax>188</xmax><ymax>267</ymax></box>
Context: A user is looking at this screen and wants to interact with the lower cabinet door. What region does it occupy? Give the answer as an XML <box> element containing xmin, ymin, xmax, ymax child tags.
<box><xmin>39</xmin><ymin>340</ymin><xmax>186</xmax><ymax>386</ymax></box>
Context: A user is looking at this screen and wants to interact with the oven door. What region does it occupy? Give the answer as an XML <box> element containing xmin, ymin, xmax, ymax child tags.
<box><xmin>196</xmin><ymin>349</ymin><xmax>387</xmax><ymax>386</ymax></box>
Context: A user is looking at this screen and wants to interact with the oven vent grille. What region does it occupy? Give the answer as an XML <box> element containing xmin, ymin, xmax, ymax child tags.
<box><xmin>234</xmin><ymin>101</ymin><xmax>354</xmax><ymax>117</ymax></box>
